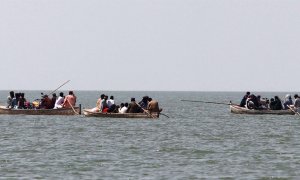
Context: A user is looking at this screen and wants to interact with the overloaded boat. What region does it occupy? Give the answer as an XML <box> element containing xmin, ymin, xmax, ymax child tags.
<box><xmin>230</xmin><ymin>104</ymin><xmax>295</xmax><ymax>115</ymax></box>
<box><xmin>0</xmin><ymin>105</ymin><xmax>81</xmax><ymax>115</ymax></box>
<box><xmin>83</xmin><ymin>109</ymin><xmax>159</xmax><ymax>118</ymax></box>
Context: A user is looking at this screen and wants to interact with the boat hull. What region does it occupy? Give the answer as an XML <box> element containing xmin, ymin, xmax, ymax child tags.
<box><xmin>83</xmin><ymin>109</ymin><xmax>159</xmax><ymax>118</ymax></box>
<box><xmin>0</xmin><ymin>106</ymin><xmax>80</xmax><ymax>115</ymax></box>
<box><xmin>230</xmin><ymin>105</ymin><xmax>294</xmax><ymax>115</ymax></box>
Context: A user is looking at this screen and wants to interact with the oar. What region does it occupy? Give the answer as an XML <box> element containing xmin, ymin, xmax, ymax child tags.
<box><xmin>47</xmin><ymin>80</ymin><xmax>71</xmax><ymax>96</ymax></box>
<box><xmin>136</xmin><ymin>103</ymin><xmax>156</xmax><ymax>118</ymax></box>
<box><xmin>287</xmin><ymin>105</ymin><xmax>300</xmax><ymax>116</ymax></box>
<box><xmin>66</xmin><ymin>98</ymin><xmax>79</xmax><ymax>115</ymax></box>
<box><xmin>181</xmin><ymin>99</ymin><xmax>231</xmax><ymax>105</ymax></box>
<box><xmin>160</xmin><ymin>113</ymin><xmax>170</xmax><ymax>118</ymax></box>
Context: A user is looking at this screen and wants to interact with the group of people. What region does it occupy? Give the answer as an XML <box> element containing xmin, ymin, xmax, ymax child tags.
<box><xmin>6</xmin><ymin>91</ymin><xmax>77</xmax><ymax>109</ymax></box>
<box><xmin>240</xmin><ymin>91</ymin><xmax>300</xmax><ymax>110</ymax></box>
<box><xmin>91</xmin><ymin>94</ymin><xmax>161</xmax><ymax>114</ymax></box>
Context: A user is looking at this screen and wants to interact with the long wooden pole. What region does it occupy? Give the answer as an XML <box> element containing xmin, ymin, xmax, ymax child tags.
<box><xmin>47</xmin><ymin>80</ymin><xmax>71</xmax><ymax>96</ymax></box>
<box><xmin>181</xmin><ymin>99</ymin><xmax>230</xmax><ymax>105</ymax></box>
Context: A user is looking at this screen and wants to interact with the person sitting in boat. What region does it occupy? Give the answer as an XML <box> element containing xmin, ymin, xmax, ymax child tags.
<box><xmin>246</xmin><ymin>94</ymin><xmax>259</xmax><ymax>109</ymax></box>
<box><xmin>18</xmin><ymin>93</ymin><xmax>26</xmax><ymax>109</ymax></box>
<box><xmin>127</xmin><ymin>98</ymin><xmax>141</xmax><ymax>113</ymax></box>
<box><xmin>118</xmin><ymin>103</ymin><xmax>124</xmax><ymax>112</ymax></box>
<box><xmin>6</xmin><ymin>91</ymin><xmax>15</xmax><ymax>108</ymax></box>
<box><xmin>283</xmin><ymin>94</ymin><xmax>293</xmax><ymax>110</ymax></box>
<box><xmin>139</xmin><ymin>96</ymin><xmax>149</xmax><ymax>109</ymax></box>
<box><xmin>54</xmin><ymin>92</ymin><xmax>64</xmax><ymax>109</ymax></box>
<box><xmin>62</xmin><ymin>91</ymin><xmax>76</xmax><ymax>108</ymax></box>
<box><xmin>50</xmin><ymin>93</ymin><xmax>57</xmax><ymax>109</ymax></box>
<box><xmin>107</xmin><ymin>96</ymin><xmax>115</xmax><ymax>108</ymax></box>
<box><xmin>294</xmin><ymin>94</ymin><xmax>300</xmax><ymax>107</ymax></box>
<box><xmin>40</xmin><ymin>95</ymin><xmax>53</xmax><ymax>109</ymax></box>
<box><xmin>147</xmin><ymin>98</ymin><xmax>162</xmax><ymax>113</ymax></box>
<box><xmin>240</xmin><ymin>92</ymin><xmax>250</xmax><ymax>107</ymax></box>
<box><xmin>273</xmin><ymin>96</ymin><xmax>283</xmax><ymax>110</ymax></box>
<box><xmin>100</xmin><ymin>95</ymin><xmax>109</xmax><ymax>112</ymax></box>
<box><xmin>120</xmin><ymin>103</ymin><xmax>129</xmax><ymax>113</ymax></box>
<box><xmin>269</xmin><ymin>98</ymin><xmax>276</xmax><ymax>110</ymax></box>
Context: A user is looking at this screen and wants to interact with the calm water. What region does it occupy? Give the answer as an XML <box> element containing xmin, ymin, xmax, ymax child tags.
<box><xmin>0</xmin><ymin>91</ymin><xmax>300</xmax><ymax>179</ymax></box>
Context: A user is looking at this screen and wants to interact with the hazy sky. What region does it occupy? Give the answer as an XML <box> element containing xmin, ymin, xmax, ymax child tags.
<box><xmin>0</xmin><ymin>0</ymin><xmax>299</xmax><ymax>91</ymax></box>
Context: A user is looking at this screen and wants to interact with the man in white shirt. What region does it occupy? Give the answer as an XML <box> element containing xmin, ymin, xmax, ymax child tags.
<box><xmin>54</xmin><ymin>92</ymin><xmax>64</xmax><ymax>109</ymax></box>
<box><xmin>107</xmin><ymin>96</ymin><xmax>115</xmax><ymax>108</ymax></box>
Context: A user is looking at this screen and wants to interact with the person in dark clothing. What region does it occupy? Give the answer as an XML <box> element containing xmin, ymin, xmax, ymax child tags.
<box><xmin>50</xmin><ymin>93</ymin><xmax>57</xmax><ymax>109</ymax></box>
<box><xmin>246</xmin><ymin>94</ymin><xmax>259</xmax><ymax>109</ymax></box>
<box><xmin>18</xmin><ymin>93</ymin><xmax>26</xmax><ymax>109</ymax></box>
<box><xmin>274</xmin><ymin>96</ymin><xmax>283</xmax><ymax>110</ymax></box>
<box><xmin>138</xmin><ymin>96</ymin><xmax>149</xmax><ymax>109</ymax></box>
<box><xmin>240</xmin><ymin>92</ymin><xmax>250</xmax><ymax>107</ymax></box>
<box><xmin>269</xmin><ymin>98</ymin><xmax>276</xmax><ymax>110</ymax></box>
<box><xmin>127</xmin><ymin>98</ymin><xmax>141</xmax><ymax>113</ymax></box>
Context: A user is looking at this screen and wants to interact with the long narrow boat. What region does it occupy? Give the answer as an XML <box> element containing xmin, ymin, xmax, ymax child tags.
<box><xmin>0</xmin><ymin>105</ymin><xmax>80</xmax><ymax>115</ymax></box>
<box><xmin>230</xmin><ymin>104</ymin><xmax>294</xmax><ymax>115</ymax></box>
<box><xmin>83</xmin><ymin>109</ymin><xmax>159</xmax><ymax>118</ymax></box>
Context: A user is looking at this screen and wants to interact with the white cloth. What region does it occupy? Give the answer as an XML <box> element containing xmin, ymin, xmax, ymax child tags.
<box><xmin>107</xmin><ymin>99</ymin><xmax>115</xmax><ymax>108</ymax></box>
<box><xmin>119</xmin><ymin>107</ymin><xmax>128</xmax><ymax>113</ymax></box>
<box><xmin>54</xmin><ymin>96</ymin><xmax>64</xmax><ymax>109</ymax></box>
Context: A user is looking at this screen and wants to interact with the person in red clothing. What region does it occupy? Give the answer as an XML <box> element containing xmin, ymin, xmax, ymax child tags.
<box><xmin>62</xmin><ymin>91</ymin><xmax>77</xmax><ymax>108</ymax></box>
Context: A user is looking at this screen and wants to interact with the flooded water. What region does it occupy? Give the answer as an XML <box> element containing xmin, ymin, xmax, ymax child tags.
<box><xmin>0</xmin><ymin>91</ymin><xmax>300</xmax><ymax>179</ymax></box>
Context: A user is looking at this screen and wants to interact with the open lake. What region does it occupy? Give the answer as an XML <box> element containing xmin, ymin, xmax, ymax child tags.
<box><xmin>0</xmin><ymin>91</ymin><xmax>299</xmax><ymax>179</ymax></box>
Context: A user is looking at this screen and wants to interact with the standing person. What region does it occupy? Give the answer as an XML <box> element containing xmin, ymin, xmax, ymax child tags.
<box><xmin>54</xmin><ymin>92</ymin><xmax>64</xmax><ymax>109</ymax></box>
<box><xmin>6</xmin><ymin>91</ymin><xmax>15</xmax><ymax>108</ymax></box>
<box><xmin>127</xmin><ymin>98</ymin><xmax>140</xmax><ymax>113</ymax></box>
<box><xmin>62</xmin><ymin>91</ymin><xmax>77</xmax><ymax>108</ymax></box>
<box><xmin>147</xmin><ymin>98</ymin><xmax>162</xmax><ymax>113</ymax></box>
<box><xmin>240</xmin><ymin>92</ymin><xmax>250</xmax><ymax>107</ymax></box>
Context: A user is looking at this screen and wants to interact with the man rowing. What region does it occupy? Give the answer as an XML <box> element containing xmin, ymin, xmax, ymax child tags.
<box><xmin>62</xmin><ymin>91</ymin><xmax>77</xmax><ymax>108</ymax></box>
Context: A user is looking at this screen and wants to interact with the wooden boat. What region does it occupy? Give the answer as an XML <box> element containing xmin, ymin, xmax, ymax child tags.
<box><xmin>0</xmin><ymin>105</ymin><xmax>80</xmax><ymax>115</ymax></box>
<box><xmin>230</xmin><ymin>104</ymin><xmax>295</xmax><ymax>115</ymax></box>
<box><xmin>83</xmin><ymin>109</ymin><xmax>159</xmax><ymax>118</ymax></box>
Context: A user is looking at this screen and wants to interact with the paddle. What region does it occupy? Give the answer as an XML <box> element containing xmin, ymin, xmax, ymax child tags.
<box><xmin>160</xmin><ymin>113</ymin><xmax>170</xmax><ymax>118</ymax></box>
<box><xmin>287</xmin><ymin>105</ymin><xmax>300</xmax><ymax>116</ymax></box>
<box><xmin>181</xmin><ymin>99</ymin><xmax>231</xmax><ymax>105</ymax></box>
<box><xmin>66</xmin><ymin>98</ymin><xmax>79</xmax><ymax>115</ymax></box>
<box><xmin>136</xmin><ymin>103</ymin><xmax>156</xmax><ymax>118</ymax></box>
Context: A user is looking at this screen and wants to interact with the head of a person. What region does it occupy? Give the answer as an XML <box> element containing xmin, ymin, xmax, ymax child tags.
<box><xmin>131</xmin><ymin>98</ymin><xmax>135</xmax><ymax>102</ymax></box>
<box><xmin>52</xmin><ymin>93</ymin><xmax>57</xmax><ymax>97</ymax></box>
<box><xmin>142</xmin><ymin>96</ymin><xmax>149</xmax><ymax>102</ymax></box>
<box><xmin>274</xmin><ymin>96</ymin><xmax>279</xmax><ymax>100</ymax></box>
<box><xmin>148</xmin><ymin>98</ymin><xmax>152</xmax><ymax>102</ymax></box>
<box><xmin>270</xmin><ymin>98</ymin><xmax>274</xmax><ymax>102</ymax></box>
<box><xmin>125</xmin><ymin>103</ymin><xmax>129</xmax><ymax>107</ymax></box>
<box><xmin>246</xmin><ymin>92</ymin><xmax>250</xmax><ymax>95</ymax></box>
<box><xmin>100</xmin><ymin>94</ymin><xmax>105</xmax><ymax>99</ymax></box>
<box><xmin>110</xmin><ymin>96</ymin><xmax>114</xmax><ymax>100</ymax></box>
<box><xmin>9</xmin><ymin>91</ymin><xmax>14</xmax><ymax>98</ymax></box>
<box><xmin>257</xmin><ymin>95</ymin><xmax>261</xmax><ymax>99</ymax></box>
<box><xmin>69</xmin><ymin>91</ymin><xmax>74</xmax><ymax>95</ymax></box>
<box><xmin>20</xmin><ymin>93</ymin><xmax>24</xmax><ymax>98</ymax></box>
<box><xmin>104</xmin><ymin>95</ymin><xmax>108</xmax><ymax>100</ymax></box>
<box><xmin>120</xmin><ymin>103</ymin><xmax>124</xmax><ymax>107</ymax></box>
<box><xmin>59</xmin><ymin>92</ymin><xmax>64</xmax><ymax>97</ymax></box>
<box><xmin>294</xmin><ymin>94</ymin><xmax>299</xmax><ymax>99</ymax></box>
<box><xmin>16</xmin><ymin>93</ymin><xmax>20</xmax><ymax>98</ymax></box>
<box><xmin>286</xmin><ymin>94</ymin><xmax>291</xmax><ymax>99</ymax></box>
